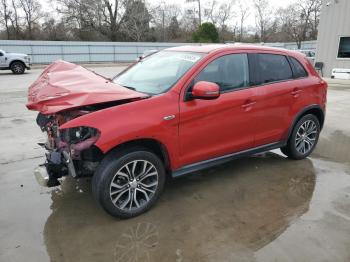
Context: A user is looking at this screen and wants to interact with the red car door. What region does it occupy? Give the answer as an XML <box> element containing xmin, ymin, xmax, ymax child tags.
<box><xmin>178</xmin><ymin>53</ymin><xmax>256</xmax><ymax>166</ymax></box>
<box><xmin>249</xmin><ymin>53</ymin><xmax>299</xmax><ymax>146</ymax></box>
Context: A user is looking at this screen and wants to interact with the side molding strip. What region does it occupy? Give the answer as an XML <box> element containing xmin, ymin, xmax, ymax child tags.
<box><xmin>172</xmin><ymin>141</ymin><xmax>286</xmax><ymax>178</ymax></box>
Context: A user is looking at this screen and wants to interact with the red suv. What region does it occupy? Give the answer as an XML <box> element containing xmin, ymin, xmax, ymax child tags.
<box><xmin>27</xmin><ymin>45</ymin><xmax>327</xmax><ymax>218</ymax></box>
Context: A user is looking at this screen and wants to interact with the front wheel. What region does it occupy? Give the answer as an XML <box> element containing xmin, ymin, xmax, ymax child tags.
<box><xmin>281</xmin><ymin>114</ymin><xmax>320</xmax><ymax>160</ymax></box>
<box><xmin>10</xmin><ymin>61</ymin><xmax>25</xmax><ymax>74</ymax></box>
<box><xmin>92</xmin><ymin>147</ymin><xmax>166</xmax><ymax>219</ymax></box>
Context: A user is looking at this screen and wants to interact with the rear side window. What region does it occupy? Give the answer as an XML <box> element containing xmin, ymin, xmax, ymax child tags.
<box><xmin>289</xmin><ymin>57</ymin><xmax>308</xmax><ymax>78</ymax></box>
<box><xmin>195</xmin><ymin>54</ymin><xmax>249</xmax><ymax>92</ymax></box>
<box><xmin>255</xmin><ymin>54</ymin><xmax>293</xmax><ymax>84</ymax></box>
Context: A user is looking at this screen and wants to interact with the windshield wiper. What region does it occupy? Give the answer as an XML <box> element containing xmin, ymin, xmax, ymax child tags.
<box><xmin>122</xmin><ymin>85</ymin><xmax>136</xmax><ymax>91</ymax></box>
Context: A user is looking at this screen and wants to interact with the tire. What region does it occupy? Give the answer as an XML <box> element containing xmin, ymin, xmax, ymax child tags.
<box><xmin>92</xmin><ymin>147</ymin><xmax>166</xmax><ymax>219</ymax></box>
<box><xmin>10</xmin><ymin>61</ymin><xmax>25</xmax><ymax>74</ymax></box>
<box><xmin>281</xmin><ymin>114</ymin><xmax>320</xmax><ymax>160</ymax></box>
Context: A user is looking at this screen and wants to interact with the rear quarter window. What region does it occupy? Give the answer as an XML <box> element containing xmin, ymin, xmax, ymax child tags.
<box><xmin>289</xmin><ymin>57</ymin><xmax>308</xmax><ymax>78</ymax></box>
<box><xmin>255</xmin><ymin>54</ymin><xmax>293</xmax><ymax>84</ymax></box>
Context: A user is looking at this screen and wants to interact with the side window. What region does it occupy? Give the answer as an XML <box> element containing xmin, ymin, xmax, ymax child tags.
<box><xmin>256</xmin><ymin>54</ymin><xmax>293</xmax><ymax>84</ymax></box>
<box><xmin>195</xmin><ymin>54</ymin><xmax>249</xmax><ymax>92</ymax></box>
<box><xmin>0</xmin><ymin>52</ymin><xmax>3</xmax><ymax>56</ymax></box>
<box><xmin>289</xmin><ymin>57</ymin><xmax>308</xmax><ymax>78</ymax></box>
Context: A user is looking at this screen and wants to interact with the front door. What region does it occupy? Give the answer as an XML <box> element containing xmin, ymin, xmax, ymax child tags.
<box><xmin>179</xmin><ymin>53</ymin><xmax>256</xmax><ymax>166</ymax></box>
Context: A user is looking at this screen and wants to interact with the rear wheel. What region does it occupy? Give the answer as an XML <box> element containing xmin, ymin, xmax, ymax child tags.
<box><xmin>281</xmin><ymin>114</ymin><xmax>320</xmax><ymax>160</ymax></box>
<box><xmin>92</xmin><ymin>147</ymin><xmax>166</xmax><ymax>218</ymax></box>
<box><xmin>10</xmin><ymin>61</ymin><xmax>25</xmax><ymax>74</ymax></box>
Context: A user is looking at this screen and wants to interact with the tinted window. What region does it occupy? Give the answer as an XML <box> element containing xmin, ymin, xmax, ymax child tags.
<box><xmin>338</xmin><ymin>37</ymin><xmax>350</xmax><ymax>58</ymax></box>
<box><xmin>195</xmin><ymin>54</ymin><xmax>249</xmax><ymax>92</ymax></box>
<box><xmin>0</xmin><ymin>52</ymin><xmax>3</xmax><ymax>56</ymax></box>
<box><xmin>256</xmin><ymin>54</ymin><xmax>293</xmax><ymax>84</ymax></box>
<box><xmin>289</xmin><ymin>57</ymin><xmax>308</xmax><ymax>78</ymax></box>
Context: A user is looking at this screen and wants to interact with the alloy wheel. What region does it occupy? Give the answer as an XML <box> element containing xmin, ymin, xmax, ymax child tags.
<box><xmin>12</xmin><ymin>63</ymin><xmax>24</xmax><ymax>74</ymax></box>
<box><xmin>109</xmin><ymin>160</ymin><xmax>159</xmax><ymax>211</ymax></box>
<box><xmin>295</xmin><ymin>119</ymin><xmax>318</xmax><ymax>155</ymax></box>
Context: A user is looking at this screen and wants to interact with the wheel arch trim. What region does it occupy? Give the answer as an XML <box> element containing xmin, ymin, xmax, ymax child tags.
<box><xmin>9</xmin><ymin>59</ymin><xmax>26</xmax><ymax>67</ymax></box>
<box><xmin>100</xmin><ymin>138</ymin><xmax>172</xmax><ymax>172</ymax></box>
<box><xmin>286</xmin><ymin>104</ymin><xmax>325</xmax><ymax>140</ymax></box>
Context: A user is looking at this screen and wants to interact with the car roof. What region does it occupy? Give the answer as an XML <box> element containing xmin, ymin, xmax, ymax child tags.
<box><xmin>165</xmin><ymin>44</ymin><xmax>295</xmax><ymax>55</ymax></box>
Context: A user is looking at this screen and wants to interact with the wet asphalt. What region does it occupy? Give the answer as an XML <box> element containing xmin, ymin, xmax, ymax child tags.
<box><xmin>0</xmin><ymin>67</ymin><xmax>350</xmax><ymax>262</ymax></box>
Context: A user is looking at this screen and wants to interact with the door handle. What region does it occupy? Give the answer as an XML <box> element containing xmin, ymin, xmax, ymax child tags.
<box><xmin>241</xmin><ymin>100</ymin><xmax>256</xmax><ymax>109</ymax></box>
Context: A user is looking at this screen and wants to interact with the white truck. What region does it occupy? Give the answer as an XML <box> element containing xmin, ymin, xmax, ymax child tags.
<box><xmin>0</xmin><ymin>49</ymin><xmax>31</xmax><ymax>74</ymax></box>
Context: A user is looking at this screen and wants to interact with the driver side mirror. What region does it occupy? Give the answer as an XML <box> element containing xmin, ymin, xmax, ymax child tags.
<box><xmin>190</xmin><ymin>81</ymin><xmax>220</xmax><ymax>100</ymax></box>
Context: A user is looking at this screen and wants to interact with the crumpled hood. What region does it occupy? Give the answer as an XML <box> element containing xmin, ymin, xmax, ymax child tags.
<box><xmin>26</xmin><ymin>60</ymin><xmax>148</xmax><ymax>114</ymax></box>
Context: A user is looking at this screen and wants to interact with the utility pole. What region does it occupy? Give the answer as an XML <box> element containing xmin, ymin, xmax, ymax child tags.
<box><xmin>198</xmin><ymin>0</ymin><xmax>201</xmax><ymax>26</ymax></box>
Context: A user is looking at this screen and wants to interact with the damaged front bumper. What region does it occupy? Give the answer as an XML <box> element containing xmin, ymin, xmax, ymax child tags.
<box><xmin>33</xmin><ymin>113</ymin><xmax>102</xmax><ymax>187</ymax></box>
<box><xmin>34</xmin><ymin>150</ymin><xmax>77</xmax><ymax>187</ymax></box>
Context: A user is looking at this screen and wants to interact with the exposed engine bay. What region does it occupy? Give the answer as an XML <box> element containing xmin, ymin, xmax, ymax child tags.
<box><xmin>36</xmin><ymin>108</ymin><xmax>104</xmax><ymax>187</ymax></box>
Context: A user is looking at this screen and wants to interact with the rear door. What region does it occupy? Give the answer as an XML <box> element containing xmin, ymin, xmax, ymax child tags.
<box><xmin>249</xmin><ymin>53</ymin><xmax>298</xmax><ymax>146</ymax></box>
<box><xmin>178</xmin><ymin>53</ymin><xmax>255</xmax><ymax>166</ymax></box>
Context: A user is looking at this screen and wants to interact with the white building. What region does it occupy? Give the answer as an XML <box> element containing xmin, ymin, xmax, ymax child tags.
<box><xmin>316</xmin><ymin>0</ymin><xmax>350</xmax><ymax>78</ymax></box>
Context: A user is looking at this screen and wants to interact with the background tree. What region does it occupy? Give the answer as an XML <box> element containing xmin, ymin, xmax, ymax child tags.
<box><xmin>203</xmin><ymin>0</ymin><xmax>235</xmax><ymax>42</ymax></box>
<box><xmin>186</xmin><ymin>0</ymin><xmax>202</xmax><ymax>26</ymax></box>
<box><xmin>253</xmin><ymin>0</ymin><xmax>272</xmax><ymax>42</ymax></box>
<box><xmin>0</xmin><ymin>0</ymin><xmax>11</xmax><ymax>39</ymax></box>
<box><xmin>168</xmin><ymin>16</ymin><xmax>180</xmax><ymax>40</ymax></box>
<box><xmin>9</xmin><ymin>0</ymin><xmax>21</xmax><ymax>38</ymax></box>
<box><xmin>192</xmin><ymin>22</ymin><xmax>219</xmax><ymax>43</ymax></box>
<box><xmin>150</xmin><ymin>2</ymin><xmax>182</xmax><ymax>42</ymax></box>
<box><xmin>18</xmin><ymin>0</ymin><xmax>42</xmax><ymax>39</ymax></box>
<box><xmin>121</xmin><ymin>0</ymin><xmax>151</xmax><ymax>41</ymax></box>
<box><xmin>237</xmin><ymin>0</ymin><xmax>250</xmax><ymax>41</ymax></box>
<box><xmin>277</xmin><ymin>0</ymin><xmax>322</xmax><ymax>48</ymax></box>
<box><xmin>0</xmin><ymin>0</ymin><xmax>323</xmax><ymax>44</ymax></box>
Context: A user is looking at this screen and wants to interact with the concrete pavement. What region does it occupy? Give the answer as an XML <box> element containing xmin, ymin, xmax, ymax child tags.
<box><xmin>0</xmin><ymin>67</ymin><xmax>350</xmax><ymax>262</ymax></box>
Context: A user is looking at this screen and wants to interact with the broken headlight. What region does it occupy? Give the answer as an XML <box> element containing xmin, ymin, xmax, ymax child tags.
<box><xmin>61</xmin><ymin>126</ymin><xmax>100</xmax><ymax>144</ymax></box>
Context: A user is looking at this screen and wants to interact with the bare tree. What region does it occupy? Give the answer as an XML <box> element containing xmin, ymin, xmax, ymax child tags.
<box><xmin>237</xmin><ymin>0</ymin><xmax>250</xmax><ymax>41</ymax></box>
<box><xmin>0</xmin><ymin>0</ymin><xmax>11</xmax><ymax>39</ymax></box>
<box><xmin>121</xmin><ymin>0</ymin><xmax>151</xmax><ymax>41</ymax></box>
<box><xmin>278</xmin><ymin>0</ymin><xmax>322</xmax><ymax>48</ymax></box>
<box><xmin>150</xmin><ymin>2</ymin><xmax>182</xmax><ymax>41</ymax></box>
<box><xmin>8</xmin><ymin>0</ymin><xmax>21</xmax><ymax>38</ymax></box>
<box><xmin>203</xmin><ymin>0</ymin><xmax>217</xmax><ymax>24</ymax></box>
<box><xmin>101</xmin><ymin>0</ymin><xmax>121</xmax><ymax>41</ymax></box>
<box><xmin>253</xmin><ymin>0</ymin><xmax>272</xmax><ymax>42</ymax></box>
<box><xmin>186</xmin><ymin>0</ymin><xmax>202</xmax><ymax>26</ymax></box>
<box><xmin>18</xmin><ymin>0</ymin><xmax>42</xmax><ymax>39</ymax></box>
<box><xmin>202</xmin><ymin>0</ymin><xmax>235</xmax><ymax>41</ymax></box>
<box><xmin>216</xmin><ymin>1</ymin><xmax>235</xmax><ymax>31</ymax></box>
<box><xmin>57</xmin><ymin>0</ymin><xmax>116</xmax><ymax>40</ymax></box>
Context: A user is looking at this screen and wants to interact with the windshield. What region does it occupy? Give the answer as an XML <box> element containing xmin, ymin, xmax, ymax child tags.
<box><xmin>113</xmin><ymin>51</ymin><xmax>203</xmax><ymax>95</ymax></box>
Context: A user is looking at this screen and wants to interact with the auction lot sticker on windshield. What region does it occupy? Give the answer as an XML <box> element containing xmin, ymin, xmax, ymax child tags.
<box><xmin>175</xmin><ymin>53</ymin><xmax>201</xmax><ymax>63</ymax></box>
